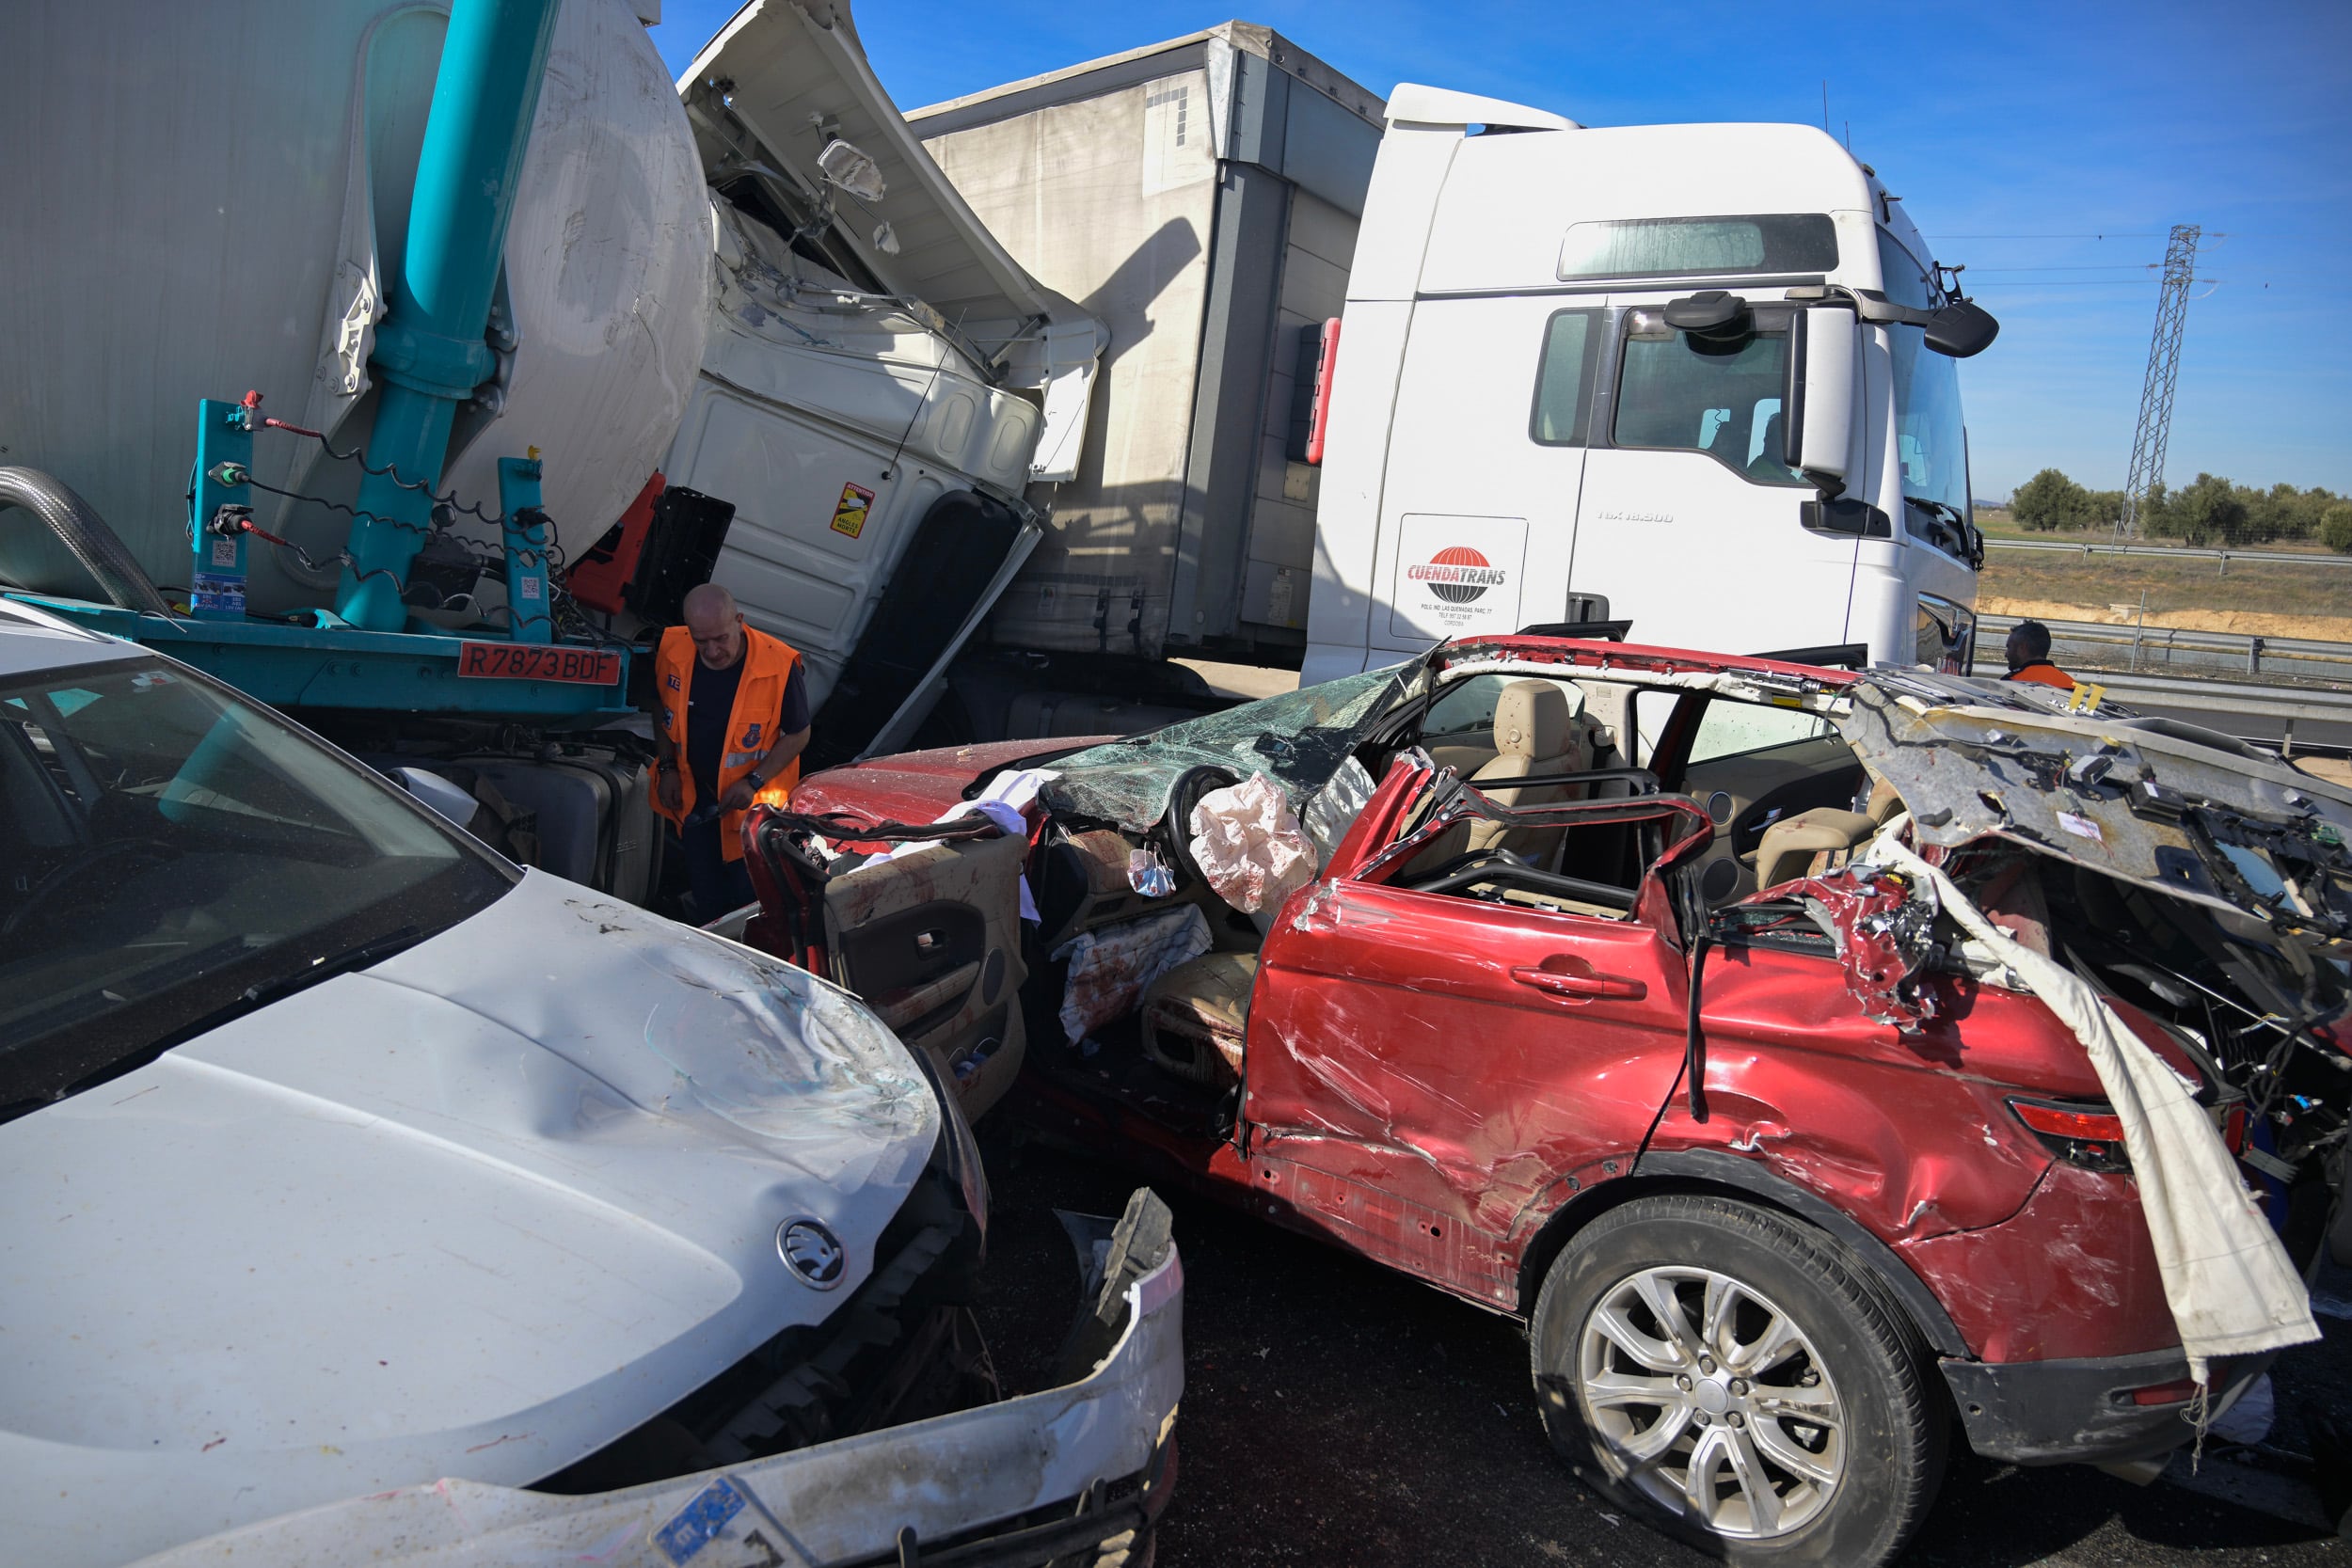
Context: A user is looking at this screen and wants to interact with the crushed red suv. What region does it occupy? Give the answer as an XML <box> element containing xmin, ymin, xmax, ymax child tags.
<box><xmin>740</xmin><ymin>634</ymin><xmax>2337</xmax><ymax>1566</ymax></box>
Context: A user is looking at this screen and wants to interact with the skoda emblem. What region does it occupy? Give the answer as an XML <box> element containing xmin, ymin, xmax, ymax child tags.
<box><xmin>776</xmin><ymin>1217</ymin><xmax>845</xmax><ymax>1290</ymax></box>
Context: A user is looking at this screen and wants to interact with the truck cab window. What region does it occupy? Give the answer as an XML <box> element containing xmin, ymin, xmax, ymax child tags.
<box><xmin>1875</xmin><ymin>228</ymin><xmax>1938</xmax><ymax>310</ymax></box>
<box><xmin>1557</xmin><ymin>214</ymin><xmax>1838</xmax><ymax>281</ymax></box>
<box><xmin>1612</xmin><ymin>328</ymin><xmax>1809</xmax><ymax>486</ymax></box>
<box><xmin>1530</xmin><ymin>309</ymin><xmax>1603</xmax><ymax>445</ymax></box>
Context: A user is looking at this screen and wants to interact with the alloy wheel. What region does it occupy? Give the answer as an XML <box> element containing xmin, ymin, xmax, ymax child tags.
<box><xmin>1575</xmin><ymin>1264</ymin><xmax>1845</xmax><ymax>1538</ymax></box>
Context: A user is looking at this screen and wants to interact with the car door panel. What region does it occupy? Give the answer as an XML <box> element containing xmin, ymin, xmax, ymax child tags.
<box><xmin>1246</xmin><ymin>870</ymin><xmax>1690</xmax><ymax>1303</ymax></box>
<box><xmin>823</xmin><ymin>831</ymin><xmax>1029</xmax><ymax>1117</ymax></box>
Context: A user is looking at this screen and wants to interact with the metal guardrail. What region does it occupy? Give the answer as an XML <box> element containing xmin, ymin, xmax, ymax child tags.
<box><xmin>1984</xmin><ymin>537</ymin><xmax>2352</xmax><ymax>571</ymax></box>
<box><xmin>1978</xmin><ymin>613</ymin><xmax>2352</xmax><ymax>687</ymax></box>
<box><xmin>2072</xmin><ymin>671</ymin><xmax>2352</xmax><ymax>726</ymax></box>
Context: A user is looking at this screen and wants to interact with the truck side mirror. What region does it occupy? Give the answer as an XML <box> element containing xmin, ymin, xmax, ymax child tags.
<box><xmin>1924</xmin><ymin>298</ymin><xmax>1999</xmax><ymax>358</ymax></box>
<box><xmin>1785</xmin><ymin>308</ymin><xmax>1861</xmax><ymax>496</ymax></box>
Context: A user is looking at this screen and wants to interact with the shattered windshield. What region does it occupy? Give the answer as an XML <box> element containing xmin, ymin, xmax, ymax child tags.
<box><xmin>1045</xmin><ymin>665</ymin><xmax>1409</xmax><ymax>829</ymax></box>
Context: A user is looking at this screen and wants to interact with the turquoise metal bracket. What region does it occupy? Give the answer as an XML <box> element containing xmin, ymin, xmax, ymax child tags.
<box><xmin>188</xmin><ymin>398</ymin><xmax>256</xmax><ymax>621</ymax></box>
<box><xmin>4</xmin><ymin>594</ymin><xmax>632</xmax><ymax>722</ymax></box>
<box><xmin>336</xmin><ymin>0</ymin><xmax>566</xmax><ymax>631</ymax></box>
<box><xmin>497</xmin><ymin>454</ymin><xmax>553</xmax><ymax>645</ymax></box>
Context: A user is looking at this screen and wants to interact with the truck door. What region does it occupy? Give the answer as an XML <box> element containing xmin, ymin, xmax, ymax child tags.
<box><xmin>1365</xmin><ymin>299</ymin><xmax>1605</xmax><ymax>662</ymax></box>
<box><xmin>1568</xmin><ymin>302</ymin><xmax>1867</xmax><ymax>656</ymax></box>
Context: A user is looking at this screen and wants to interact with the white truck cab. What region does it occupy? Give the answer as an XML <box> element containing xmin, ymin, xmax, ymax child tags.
<box><xmin>1304</xmin><ymin>85</ymin><xmax>1993</xmax><ymax>685</ymax></box>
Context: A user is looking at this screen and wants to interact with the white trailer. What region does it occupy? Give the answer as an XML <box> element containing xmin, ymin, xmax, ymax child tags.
<box><xmin>911</xmin><ymin>24</ymin><xmax>1385</xmax><ymax>675</ymax></box>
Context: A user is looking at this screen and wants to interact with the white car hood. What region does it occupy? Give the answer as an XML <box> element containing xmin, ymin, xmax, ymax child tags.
<box><xmin>1</xmin><ymin>871</ymin><xmax>937</xmax><ymax>1568</ymax></box>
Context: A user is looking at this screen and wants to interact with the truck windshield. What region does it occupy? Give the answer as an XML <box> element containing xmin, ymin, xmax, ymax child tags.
<box><xmin>0</xmin><ymin>656</ymin><xmax>514</xmax><ymax>1108</ymax></box>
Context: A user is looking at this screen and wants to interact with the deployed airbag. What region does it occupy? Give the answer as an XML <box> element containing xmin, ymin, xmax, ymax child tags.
<box><xmin>1189</xmin><ymin>771</ymin><xmax>1315</xmax><ymax>915</ymax></box>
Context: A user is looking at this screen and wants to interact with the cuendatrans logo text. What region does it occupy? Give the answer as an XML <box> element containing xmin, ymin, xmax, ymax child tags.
<box><xmin>1407</xmin><ymin>546</ymin><xmax>1505</xmax><ymax>604</ymax></box>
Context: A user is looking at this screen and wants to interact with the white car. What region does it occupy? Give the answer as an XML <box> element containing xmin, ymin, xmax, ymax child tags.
<box><xmin>0</xmin><ymin>602</ymin><xmax>1182</xmax><ymax>1567</ymax></box>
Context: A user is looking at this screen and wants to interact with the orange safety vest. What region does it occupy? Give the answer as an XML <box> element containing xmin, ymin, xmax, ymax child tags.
<box><xmin>2004</xmin><ymin>662</ymin><xmax>2075</xmax><ymax>690</ymax></box>
<box><xmin>653</xmin><ymin>624</ymin><xmax>803</xmax><ymax>862</ymax></box>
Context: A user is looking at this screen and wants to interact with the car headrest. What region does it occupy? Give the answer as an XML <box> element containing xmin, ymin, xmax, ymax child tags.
<box><xmin>1494</xmin><ymin>680</ymin><xmax>1571</xmax><ymax>761</ymax></box>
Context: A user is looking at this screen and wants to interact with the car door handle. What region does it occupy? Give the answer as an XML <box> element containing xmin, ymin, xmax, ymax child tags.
<box><xmin>1511</xmin><ymin>964</ymin><xmax>1646</xmax><ymax>1001</ymax></box>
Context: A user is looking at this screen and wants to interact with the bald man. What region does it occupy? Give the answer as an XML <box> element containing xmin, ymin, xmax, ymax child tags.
<box><xmin>651</xmin><ymin>583</ymin><xmax>811</xmax><ymax>919</ymax></box>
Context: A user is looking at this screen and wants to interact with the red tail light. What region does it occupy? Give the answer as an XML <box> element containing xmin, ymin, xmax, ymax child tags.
<box><xmin>2009</xmin><ymin>1098</ymin><xmax>2131</xmax><ymax>1172</ymax></box>
<box><xmin>2010</xmin><ymin>1101</ymin><xmax>2127</xmax><ymax>1142</ymax></box>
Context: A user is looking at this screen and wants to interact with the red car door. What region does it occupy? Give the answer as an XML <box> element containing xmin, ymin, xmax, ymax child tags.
<box><xmin>1242</xmin><ymin>765</ymin><xmax>1704</xmax><ymax>1310</ymax></box>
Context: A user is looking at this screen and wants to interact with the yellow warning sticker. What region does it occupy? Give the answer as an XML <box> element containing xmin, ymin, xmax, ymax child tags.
<box><xmin>832</xmin><ymin>482</ymin><xmax>876</xmax><ymax>539</ymax></box>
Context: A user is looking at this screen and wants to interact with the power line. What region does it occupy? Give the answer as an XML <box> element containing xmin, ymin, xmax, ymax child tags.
<box><xmin>1966</xmin><ymin>278</ymin><xmax>2197</xmax><ymax>287</ymax></box>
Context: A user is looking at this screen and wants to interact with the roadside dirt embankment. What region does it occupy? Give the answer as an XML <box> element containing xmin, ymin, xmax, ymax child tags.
<box><xmin>1982</xmin><ymin>596</ymin><xmax>2352</xmax><ymax>645</ymax></box>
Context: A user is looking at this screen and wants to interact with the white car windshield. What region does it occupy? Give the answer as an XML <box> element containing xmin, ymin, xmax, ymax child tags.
<box><xmin>0</xmin><ymin>656</ymin><xmax>514</xmax><ymax>1109</ymax></box>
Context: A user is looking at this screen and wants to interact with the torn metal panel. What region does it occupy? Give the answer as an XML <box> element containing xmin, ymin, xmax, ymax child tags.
<box><xmin>1871</xmin><ymin>830</ymin><xmax>2320</xmax><ymax>1377</ymax></box>
<box><xmin>1783</xmin><ymin>863</ymin><xmax>1944</xmax><ymax>1030</ymax></box>
<box><xmin>135</xmin><ymin>1239</ymin><xmax>1184</xmax><ymax>1568</ymax></box>
<box><xmin>1840</xmin><ymin>674</ymin><xmax>2352</xmax><ymax>942</ymax></box>
<box><xmin>678</xmin><ymin>0</ymin><xmax>1104</xmax><ymax>392</ymax></box>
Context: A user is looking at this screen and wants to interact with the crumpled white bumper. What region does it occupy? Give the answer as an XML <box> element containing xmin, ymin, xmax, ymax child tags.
<box><xmin>132</xmin><ymin>1246</ymin><xmax>1184</xmax><ymax>1568</ymax></box>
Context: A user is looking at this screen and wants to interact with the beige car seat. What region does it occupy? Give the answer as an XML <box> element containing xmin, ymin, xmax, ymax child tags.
<box><xmin>1752</xmin><ymin>776</ymin><xmax>1904</xmax><ymax>890</ymax></box>
<box><xmin>1141</xmin><ymin>953</ymin><xmax>1258</xmax><ymax>1088</ymax></box>
<box><xmin>1464</xmin><ymin>681</ymin><xmax>1596</xmax><ymax>862</ymax></box>
<box><xmin>1403</xmin><ymin>681</ymin><xmax>1595</xmax><ymax>879</ymax></box>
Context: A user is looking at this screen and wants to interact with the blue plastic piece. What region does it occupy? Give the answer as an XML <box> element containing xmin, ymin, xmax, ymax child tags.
<box><xmin>497</xmin><ymin>455</ymin><xmax>553</xmax><ymax>645</ymax></box>
<box><xmin>188</xmin><ymin>399</ymin><xmax>256</xmax><ymax>621</ymax></box>
<box><xmin>337</xmin><ymin>0</ymin><xmax>566</xmax><ymax>631</ymax></box>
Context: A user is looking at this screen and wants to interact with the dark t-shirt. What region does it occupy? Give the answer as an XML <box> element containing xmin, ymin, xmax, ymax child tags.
<box><xmin>685</xmin><ymin>653</ymin><xmax>808</xmax><ymax>800</ymax></box>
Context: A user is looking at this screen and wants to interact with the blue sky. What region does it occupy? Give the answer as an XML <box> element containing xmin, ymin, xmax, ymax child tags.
<box><xmin>649</xmin><ymin>0</ymin><xmax>2349</xmax><ymax>500</ymax></box>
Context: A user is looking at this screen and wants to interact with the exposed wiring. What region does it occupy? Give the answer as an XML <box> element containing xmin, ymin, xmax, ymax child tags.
<box><xmin>261</xmin><ymin>418</ymin><xmax>501</xmax><ymax>526</ymax></box>
<box><xmin>192</xmin><ymin>393</ymin><xmax>628</xmax><ymax>648</ymax></box>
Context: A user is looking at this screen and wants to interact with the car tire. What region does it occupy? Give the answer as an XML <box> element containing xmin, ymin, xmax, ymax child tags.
<box><xmin>1529</xmin><ymin>1194</ymin><xmax>1944</xmax><ymax>1567</ymax></box>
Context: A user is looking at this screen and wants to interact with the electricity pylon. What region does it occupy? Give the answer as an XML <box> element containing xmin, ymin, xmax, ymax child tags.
<box><xmin>2117</xmin><ymin>224</ymin><xmax>2201</xmax><ymax>538</ymax></box>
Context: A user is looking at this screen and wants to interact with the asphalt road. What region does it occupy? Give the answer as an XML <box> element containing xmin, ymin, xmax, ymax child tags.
<box><xmin>969</xmin><ymin>1142</ymin><xmax>2350</xmax><ymax>1568</ymax></box>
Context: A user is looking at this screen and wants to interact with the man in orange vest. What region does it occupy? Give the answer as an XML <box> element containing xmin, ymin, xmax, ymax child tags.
<box><xmin>652</xmin><ymin>583</ymin><xmax>810</xmax><ymax>920</ymax></box>
<box><xmin>2000</xmin><ymin>620</ymin><xmax>2076</xmax><ymax>690</ymax></box>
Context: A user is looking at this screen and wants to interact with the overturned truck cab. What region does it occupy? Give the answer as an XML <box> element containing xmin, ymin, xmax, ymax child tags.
<box><xmin>783</xmin><ymin>633</ymin><xmax>2338</xmax><ymax>1568</ymax></box>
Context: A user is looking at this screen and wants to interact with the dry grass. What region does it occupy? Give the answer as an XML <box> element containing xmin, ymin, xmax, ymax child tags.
<box><xmin>1979</xmin><ymin>548</ymin><xmax>2352</xmax><ymax>625</ymax></box>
